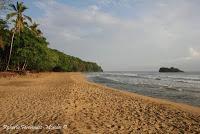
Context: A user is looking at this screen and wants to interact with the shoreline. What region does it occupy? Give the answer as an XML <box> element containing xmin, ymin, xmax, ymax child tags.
<box><xmin>0</xmin><ymin>72</ymin><xmax>200</xmax><ymax>133</ymax></box>
<box><xmin>82</xmin><ymin>73</ymin><xmax>200</xmax><ymax>115</ymax></box>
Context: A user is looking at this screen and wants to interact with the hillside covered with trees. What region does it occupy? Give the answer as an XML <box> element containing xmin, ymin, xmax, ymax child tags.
<box><xmin>0</xmin><ymin>1</ymin><xmax>103</xmax><ymax>72</ymax></box>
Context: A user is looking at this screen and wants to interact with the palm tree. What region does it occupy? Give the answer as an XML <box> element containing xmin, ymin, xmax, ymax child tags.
<box><xmin>5</xmin><ymin>1</ymin><xmax>32</xmax><ymax>71</ymax></box>
<box><xmin>30</xmin><ymin>22</ymin><xmax>42</xmax><ymax>37</ymax></box>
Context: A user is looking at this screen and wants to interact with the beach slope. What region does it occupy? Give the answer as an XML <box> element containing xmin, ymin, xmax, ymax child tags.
<box><xmin>0</xmin><ymin>73</ymin><xmax>199</xmax><ymax>133</ymax></box>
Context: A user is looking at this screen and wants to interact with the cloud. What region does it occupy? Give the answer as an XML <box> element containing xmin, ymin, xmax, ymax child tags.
<box><xmin>168</xmin><ymin>47</ymin><xmax>200</xmax><ymax>61</ymax></box>
<box><xmin>189</xmin><ymin>48</ymin><xmax>200</xmax><ymax>57</ymax></box>
<box><xmin>35</xmin><ymin>0</ymin><xmax>200</xmax><ymax>71</ymax></box>
<box><xmin>35</xmin><ymin>1</ymin><xmax>125</xmax><ymax>39</ymax></box>
<box><xmin>88</xmin><ymin>5</ymin><xmax>99</xmax><ymax>11</ymax></box>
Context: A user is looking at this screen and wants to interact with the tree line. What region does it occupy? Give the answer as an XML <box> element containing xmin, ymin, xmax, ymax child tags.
<box><xmin>0</xmin><ymin>1</ymin><xmax>103</xmax><ymax>72</ymax></box>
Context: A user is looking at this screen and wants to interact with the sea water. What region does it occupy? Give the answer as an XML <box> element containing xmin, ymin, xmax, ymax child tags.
<box><xmin>87</xmin><ymin>72</ymin><xmax>200</xmax><ymax>107</ymax></box>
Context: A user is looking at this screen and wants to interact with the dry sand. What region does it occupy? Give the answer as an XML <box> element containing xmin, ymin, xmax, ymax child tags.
<box><xmin>0</xmin><ymin>72</ymin><xmax>200</xmax><ymax>134</ymax></box>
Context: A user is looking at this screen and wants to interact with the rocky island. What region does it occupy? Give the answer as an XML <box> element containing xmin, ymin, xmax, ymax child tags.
<box><xmin>159</xmin><ymin>67</ymin><xmax>184</xmax><ymax>72</ymax></box>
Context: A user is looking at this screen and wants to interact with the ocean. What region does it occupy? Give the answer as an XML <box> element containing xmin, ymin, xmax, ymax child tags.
<box><xmin>86</xmin><ymin>71</ymin><xmax>200</xmax><ymax>107</ymax></box>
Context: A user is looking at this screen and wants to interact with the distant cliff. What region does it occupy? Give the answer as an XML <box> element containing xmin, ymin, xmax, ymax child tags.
<box><xmin>159</xmin><ymin>67</ymin><xmax>184</xmax><ymax>73</ymax></box>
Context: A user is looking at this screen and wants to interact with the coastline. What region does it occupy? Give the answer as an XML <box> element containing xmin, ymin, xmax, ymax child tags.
<box><xmin>82</xmin><ymin>73</ymin><xmax>200</xmax><ymax>115</ymax></box>
<box><xmin>0</xmin><ymin>72</ymin><xmax>200</xmax><ymax>133</ymax></box>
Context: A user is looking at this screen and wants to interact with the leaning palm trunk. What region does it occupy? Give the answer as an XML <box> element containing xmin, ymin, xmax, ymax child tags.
<box><xmin>5</xmin><ymin>31</ymin><xmax>15</xmax><ymax>71</ymax></box>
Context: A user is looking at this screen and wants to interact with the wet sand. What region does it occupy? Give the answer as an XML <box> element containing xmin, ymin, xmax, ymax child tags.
<box><xmin>0</xmin><ymin>73</ymin><xmax>200</xmax><ymax>133</ymax></box>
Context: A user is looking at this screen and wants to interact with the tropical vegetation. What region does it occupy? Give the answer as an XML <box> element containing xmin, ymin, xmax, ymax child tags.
<box><xmin>0</xmin><ymin>1</ymin><xmax>103</xmax><ymax>72</ymax></box>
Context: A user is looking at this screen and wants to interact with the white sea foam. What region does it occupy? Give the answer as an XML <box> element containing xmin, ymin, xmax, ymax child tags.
<box><xmin>87</xmin><ymin>72</ymin><xmax>200</xmax><ymax>106</ymax></box>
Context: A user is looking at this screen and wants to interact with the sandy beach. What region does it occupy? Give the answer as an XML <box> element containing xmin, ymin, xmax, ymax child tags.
<box><xmin>0</xmin><ymin>73</ymin><xmax>200</xmax><ymax>133</ymax></box>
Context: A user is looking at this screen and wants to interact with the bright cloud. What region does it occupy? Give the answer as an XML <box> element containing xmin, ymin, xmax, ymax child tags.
<box><xmin>189</xmin><ymin>48</ymin><xmax>200</xmax><ymax>57</ymax></box>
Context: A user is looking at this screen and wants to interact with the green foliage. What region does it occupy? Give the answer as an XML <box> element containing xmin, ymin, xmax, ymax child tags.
<box><xmin>0</xmin><ymin>19</ymin><xmax>10</xmax><ymax>70</ymax></box>
<box><xmin>49</xmin><ymin>49</ymin><xmax>103</xmax><ymax>72</ymax></box>
<box><xmin>0</xmin><ymin>2</ymin><xmax>103</xmax><ymax>72</ymax></box>
<box><xmin>7</xmin><ymin>1</ymin><xmax>32</xmax><ymax>33</ymax></box>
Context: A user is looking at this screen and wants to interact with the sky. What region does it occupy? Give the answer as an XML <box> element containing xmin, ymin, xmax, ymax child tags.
<box><xmin>8</xmin><ymin>0</ymin><xmax>200</xmax><ymax>71</ymax></box>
